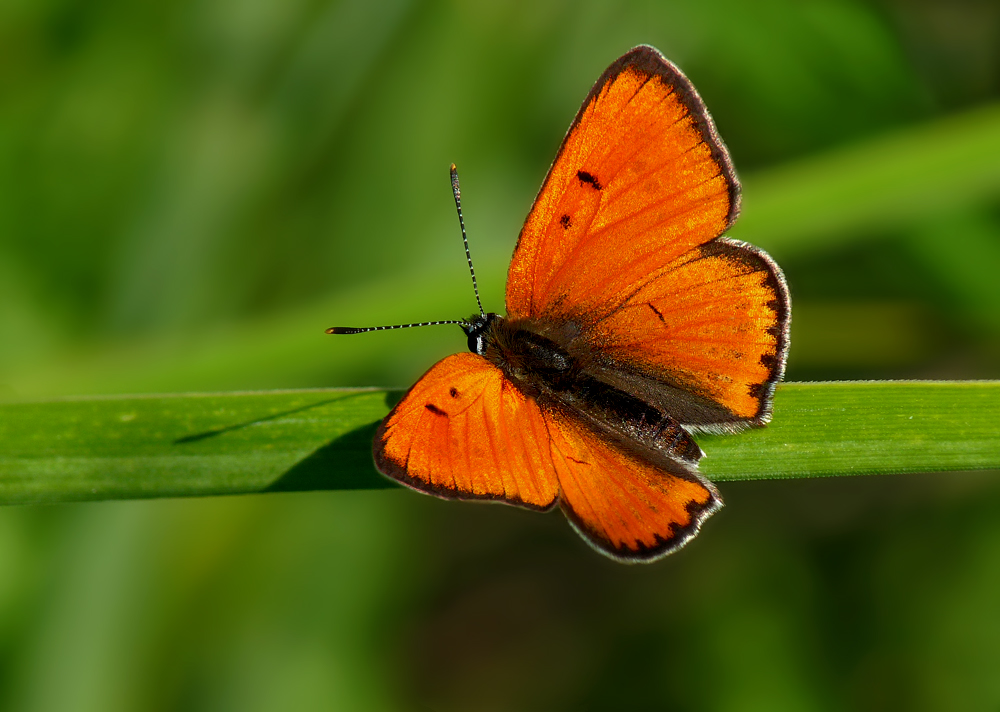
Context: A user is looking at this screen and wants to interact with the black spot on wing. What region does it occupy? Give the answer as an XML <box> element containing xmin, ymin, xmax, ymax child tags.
<box><xmin>576</xmin><ymin>170</ymin><xmax>602</xmax><ymax>190</ymax></box>
<box><xmin>559</xmin><ymin>214</ymin><xmax>572</xmax><ymax>229</ymax></box>
<box><xmin>425</xmin><ymin>403</ymin><xmax>447</xmax><ymax>417</ymax></box>
<box><xmin>449</xmin><ymin>387</ymin><xmax>460</xmax><ymax>398</ymax></box>
<box><xmin>648</xmin><ymin>303</ymin><xmax>666</xmax><ymax>323</ymax></box>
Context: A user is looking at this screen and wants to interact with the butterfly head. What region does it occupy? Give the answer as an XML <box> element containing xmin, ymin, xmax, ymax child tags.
<box><xmin>461</xmin><ymin>313</ymin><xmax>502</xmax><ymax>355</ymax></box>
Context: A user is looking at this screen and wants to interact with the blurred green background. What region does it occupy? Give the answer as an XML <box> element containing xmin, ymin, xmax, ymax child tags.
<box><xmin>2</xmin><ymin>0</ymin><xmax>1000</xmax><ymax>709</ymax></box>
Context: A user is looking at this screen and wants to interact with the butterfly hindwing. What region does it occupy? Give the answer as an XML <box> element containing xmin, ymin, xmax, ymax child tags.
<box><xmin>589</xmin><ymin>238</ymin><xmax>790</xmax><ymax>428</ymax></box>
<box><xmin>545</xmin><ymin>408</ymin><xmax>721</xmax><ymax>561</ymax></box>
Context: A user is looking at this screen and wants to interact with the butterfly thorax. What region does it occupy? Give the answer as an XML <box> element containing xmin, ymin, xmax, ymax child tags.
<box><xmin>463</xmin><ymin>313</ymin><xmax>702</xmax><ymax>464</ymax></box>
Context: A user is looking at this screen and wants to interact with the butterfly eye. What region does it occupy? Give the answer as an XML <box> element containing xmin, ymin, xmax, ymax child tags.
<box><xmin>466</xmin><ymin>332</ymin><xmax>485</xmax><ymax>355</ymax></box>
<box><xmin>461</xmin><ymin>312</ymin><xmax>499</xmax><ymax>356</ymax></box>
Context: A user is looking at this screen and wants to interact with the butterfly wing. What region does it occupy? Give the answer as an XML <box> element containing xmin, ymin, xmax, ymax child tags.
<box><xmin>506</xmin><ymin>45</ymin><xmax>789</xmax><ymax>429</ymax></box>
<box><xmin>545</xmin><ymin>408</ymin><xmax>720</xmax><ymax>561</ymax></box>
<box><xmin>375</xmin><ymin>352</ymin><xmax>559</xmax><ymax>510</ymax></box>
<box><xmin>376</xmin><ymin>352</ymin><xmax>720</xmax><ymax>560</ymax></box>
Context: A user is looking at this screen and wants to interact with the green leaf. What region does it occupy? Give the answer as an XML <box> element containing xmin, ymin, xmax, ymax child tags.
<box><xmin>1</xmin><ymin>381</ymin><xmax>997</xmax><ymax>505</ymax></box>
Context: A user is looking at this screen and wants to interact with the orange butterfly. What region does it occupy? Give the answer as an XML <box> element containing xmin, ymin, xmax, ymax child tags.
<box><xmin>329</xmin><ymin>46</ymin><xmax>790</xmax><ymax>562</ymax></box>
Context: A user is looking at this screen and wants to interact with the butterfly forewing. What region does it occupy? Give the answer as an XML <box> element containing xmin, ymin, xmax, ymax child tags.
<box><xmin>507</xmin><ymin>46</ymin><xmax>737</xmax><ymax>320</ymax></box>
<box><xmin>375</xmin><ymin>353</ymin><xmax>559</xmax><ymax>510</ymax></box>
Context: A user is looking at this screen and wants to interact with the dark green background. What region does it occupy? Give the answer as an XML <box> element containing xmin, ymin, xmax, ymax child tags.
<box><xmin>1</xmin><ymin>0</ymin><xmax>999</xmax><ymax>709</ymax></box>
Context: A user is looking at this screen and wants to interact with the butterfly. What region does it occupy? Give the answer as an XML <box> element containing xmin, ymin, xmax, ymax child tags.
<box><xmin>329</xmin><ymin>45</ymin><xmax>790</xmax><ymax>562</ymax></box>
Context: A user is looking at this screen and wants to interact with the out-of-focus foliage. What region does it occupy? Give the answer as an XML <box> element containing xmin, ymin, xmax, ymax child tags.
<box><xmin>1</xmin><ymin>0</ymin><xmax>999</xmax><ymax>709</ymax></box>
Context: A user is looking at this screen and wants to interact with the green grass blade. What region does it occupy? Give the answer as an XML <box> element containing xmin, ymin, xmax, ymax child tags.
<box><xmin>1</xmin><ymin>381</ymin><xmax>997</xmax><ymax>505</ymax></box>
<box><xmin>0</xmin><ymin>389</ymin><xmax>397</xmax><ymax>505</ymax></box>
<box><xmin>698</xmin><ymin>381</ymin><xmax>1000</xmax><ymax>481</ymax></box>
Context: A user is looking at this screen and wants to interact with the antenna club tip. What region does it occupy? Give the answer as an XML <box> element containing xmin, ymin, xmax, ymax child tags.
<box><xmin>326</xmin><ymin>327</ymin><xmax>350</xmax><ymax>334</ymax></box>
<box><xmin>450</xmin><ymin>163</ymin><xmax>457</xmax><ymax>172</ymax></box>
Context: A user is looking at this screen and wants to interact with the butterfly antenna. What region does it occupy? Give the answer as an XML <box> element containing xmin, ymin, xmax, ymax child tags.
<box><xmin>451</xmin><ymin>163</ymin><xmax>486</xmax><ymax>318</ymax></box>
<box><xmin>327</xmin><ymin>165</ymin><xmax>486</xmax><ymax>336</ymax></box>
<box><xmin>326</xmin><ymin>320</ymin><xmax>468</xmax><ymax>335</ymax></box>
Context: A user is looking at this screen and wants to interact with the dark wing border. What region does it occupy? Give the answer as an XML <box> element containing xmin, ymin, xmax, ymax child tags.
<box><xmin>702</xmin><ymin>237</ymin><xmax>792</xmax><ymax>428</ymax></box>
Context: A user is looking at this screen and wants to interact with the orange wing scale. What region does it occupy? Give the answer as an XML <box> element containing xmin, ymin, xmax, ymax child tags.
<box><xmin>376</xmin><ymin>352</ymin><xmax>719</xmax><ymax>560</ymax></box>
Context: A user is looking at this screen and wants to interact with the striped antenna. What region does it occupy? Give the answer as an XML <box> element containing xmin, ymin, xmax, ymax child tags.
<box><xmin>451</xmin><ymin>163</ymin><xmax>485</xmax><ymax>318</ymax></box>
<box><xmin>326</xmin><ymin>164</ymin><xmax>487</xmax><ymax>336</ymax></box>
<box><xmin>326</xmin><ymin>320</ymin><xmax>468</xmax><ymax>335</ymax></box>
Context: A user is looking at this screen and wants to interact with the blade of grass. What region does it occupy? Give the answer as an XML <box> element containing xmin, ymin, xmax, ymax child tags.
<box><xmin>698</xmin><ymin>381</ymin><xmax>1000</xmax><ymax>481</ymax></box>
<box><xmin>0</xmin><ymin>381</ymin><xmax>996</xmax><ymax>505</ymax></box>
